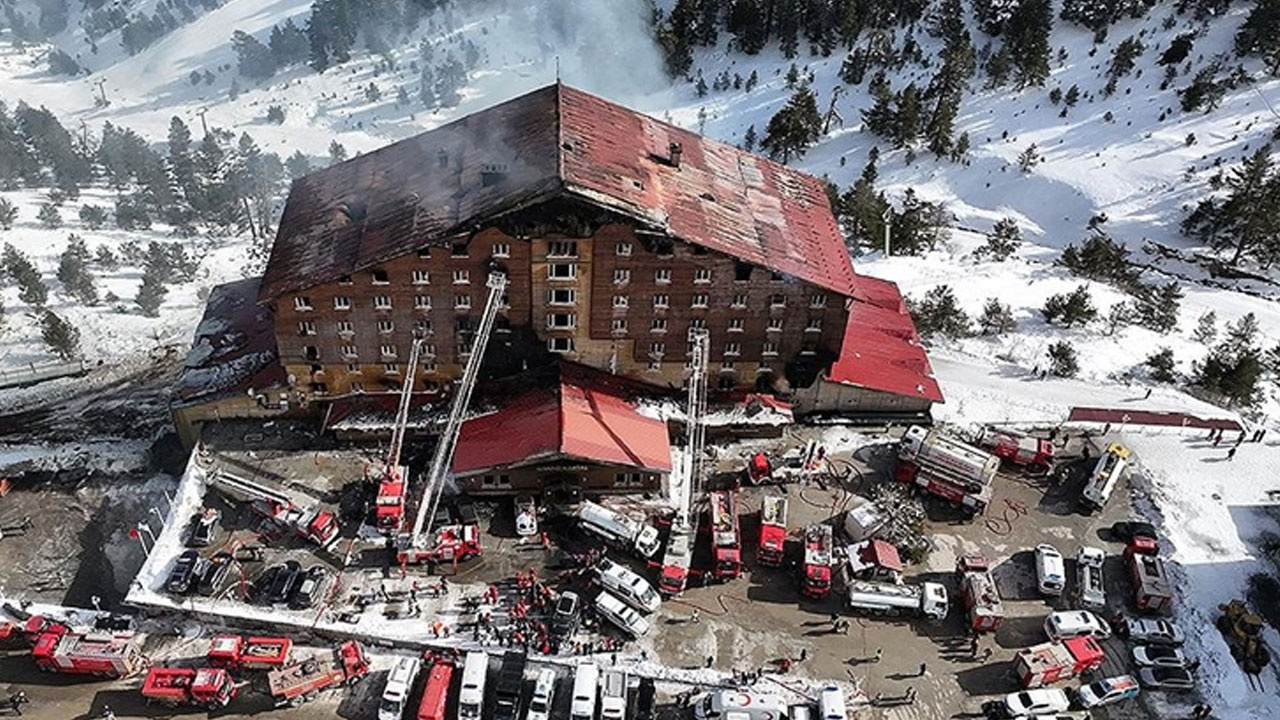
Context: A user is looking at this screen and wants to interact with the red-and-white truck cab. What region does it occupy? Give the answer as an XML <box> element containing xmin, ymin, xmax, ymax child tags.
<box><xmin>31</xmin><ymin>629</ymin><xmax>146</xmax><ymax>678</ymax></box>
<box><xmin>396</xmin><ymin>524</ymin><xmax>482</xmax><ymax>566</ymax></box>
<box><xmin>979</xmin><ymin>427</ymin><xmax>1055</xmax><ymax>471</ymax></box>
<box><xmin>709</xmin><ymin>490</ymin><xmax>741</xmax><ymax>581</ymax></box>
<box><xmin>1014</xmin><ymin>637</ymin><xmax>1105</xmax><ymax>688</ymax></box>
<box><xmin>142</xmin><ymin>666</ymin><xmax>236</xmax><ymax>708</ymax></box>
<box><xmin>802</xmin><ymin>523</ymin><xmax>834</xmax><ymax>598</ymax></box>
<box><xmin>756</xmin><ymin>496</ymin><xmax>788</xmax><ymax>568</ymax></box>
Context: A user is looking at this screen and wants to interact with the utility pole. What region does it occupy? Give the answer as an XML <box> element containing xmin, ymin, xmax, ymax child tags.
<box><xmin>882</xmin><ymin>207</ymin><xmax>893</xmax><ymax>257</ymax></box>
<box><xmin>197</xmin><ymin>107</ymin><xmax>210</xmax><ymax>137</ymax></box>
<box><xmin>92</xmin><ymin>78</ymin><xmax>108</xmax><ymax>107</ymax></box>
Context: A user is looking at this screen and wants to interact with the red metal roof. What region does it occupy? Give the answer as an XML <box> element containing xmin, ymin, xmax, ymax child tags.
<box><xmin>259</xmin><ymin>84</ymin><xmax>857</xmax><ymax>301</ymax></box>
<box><xmin>452</xmin><ymin>365</ymin><xmax>672</xmax><ymax>475</ymax></box>
<box><xmin>826</xmin><ymin>275</ymin><xmax>944</xmax><ymax>403</ymax></box>
<box><xmin>857</xmin><ymin>539</ymin><xmax>903</xmax><ymax>572</ymax></box>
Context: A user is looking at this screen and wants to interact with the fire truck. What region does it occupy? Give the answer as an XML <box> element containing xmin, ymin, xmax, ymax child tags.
<box><xmin>396</xmin><ymin>523</ymin><xmax>483</xmax><ymax>565</ymax></box>
<box><xmin>978</xmin><ymin>427</ymin><xmax>1055</xmax><ymax>471</ymax></box>
<box><xmin>957</xmin><ymin>553</ymin><xmax>1004</xmax><ymax>633</ymax></box>
<box><xmin>1013</xmin><ymin>637</ymin><xmax>1105</xmax><ymax>688</ymax></box>
<box><xmin>141</xmin><ymin>666</ymin><xmax>237</xmax><ymax>708</ymax></box>
<box><xmin>208</xmin><ymin>470</ymin><xmax>340</xmax><ymax>549</ymax></box>
<box><xmin>708</xmin><ymin>490</ymin><xmax>741</xmax><ymax>581</ymax></box>
<box><xmin>896</xmin><ymin>425</ymin><xmax>998</xmax><ymax>515</ymax></box>
<box><xmin>31</xmin><ymin>629</ymin><xmax>146</xmax><ymax>678</ymax></box>
<box><xmin>660</xmin><ymin>329</ymin><xmax>710</xmax><ymax>596</ymax></box>
<box><xmin>659</xmin><ymin>520</ymin><xmax>694</xmax><ymax>595</ymax></box>
<box><xmin>756</xmin><ymin>496</ymin><xmax>788</xmax><ymax>568</ymax></box>
<box><xmin>1126</xmin><ymin>537</ymin><xmax>1173</xmax><ymax>614</ymax></box>
<box><xmin>267</xmin><ymin>640</ymin><xmax>370</xmax><ymax>707</ymax></box>
<box><xmin>802</xmin><ymin>524</ymin><xmax>834</xmax><ymax>598</ymax></box>
<box><xmin>1</xmin><ymin>615</ymin><xmax>67</xmax><ymax>657</ymax></box>
<box><xmin>207</xmin><ymin>634</ymin><xmax>292</xmax><ymax>670</ymax></box>
<box><xmin>374</xmin><ymin>473</ymin><xmax>408</xmax><ymax>533</ymax></box>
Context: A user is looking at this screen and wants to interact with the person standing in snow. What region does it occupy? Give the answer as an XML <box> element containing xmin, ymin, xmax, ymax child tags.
<box><xmin>1227</xmin><ymin>447</ymin><xmax>1237</xmax><ymax>461</ymax></box>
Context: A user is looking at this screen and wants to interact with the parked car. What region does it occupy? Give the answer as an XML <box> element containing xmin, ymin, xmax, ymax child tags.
<box><xmin>1073</xmin><ymin>675</ymin><xmax>1140</xmax><ymax>708</ymax></box>
<box><xmin>1137</xmin><ymin>666</ymin><xmax>1195</xmax><ymax>691</ymax></box>
<box><xmin>594</xmin><ymin>591</ymin><xmax>651</xmax><ymax>638</ymax></box>
<box><xmin>165</xmin><ymin>550</ymin><xmax>203</xmax><ymax>594</ymax></box>
<box><xmin>1044</xmin><ymin>611</ymin><xmax>1112</xmax><ymax>641</ymax></box>
<box><xmin>187</xmin><ymin>508</ymin><xmax>221</xmax><ymax>547</ymax></box>
<box><xmin>197</xmin><ymin>552</ymin><xmax>233</xmax><ymax>596</ymax></box>
<box><xmin>1035</xmin><ymin>544</ymin><xmax>1066</xmax><ymax>595</ymax></box>
<box><xmin>267</xmin><ymin>561</ymin><xmax>303</xmax><ymax>604</ymax></box>
<box><xmin>1118</xmin><ymin>618</ymin><xmax>1185</xmax><ymax>646</ymax></box>
<box><xmin>982</xmin><ymin>688</ymin><xmax>1071</xmax><ymax>718</ymax></box>
<box><xmin>551</xmin><ymin>591</ymin><xmax>581</xmax><ymax>639</ymax></box>
<box><xmin>1132</xmin><ymin>645</ymin><xmax>1187</xmax><ymax>668</ymax></box>
<box><xmin>1110</xmin><ymin>521</ymin><xmax>1158</xmax><ymax>543</ymax></box>
<box><xmin>292</xmin><ymin>566</ymin><xmax>333</xmax><ymax>609</ymax></box>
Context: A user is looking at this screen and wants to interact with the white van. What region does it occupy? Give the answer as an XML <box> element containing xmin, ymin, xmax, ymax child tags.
<box><xmin>1045</xmin><ymin>610</ymin><xmax>1113</xmax><ymax>641</ymax></box>
<box><xmin>457</xmin><ymin>651</ymin><xmax>489</xmax><ymax>720</ymax></box>
<box><xmin>818</xmin><ymin>686</ymin><xmax>848</xmax><ymax>720</ymax></box>
<box><xmin>525</xmin><ymin>668</ymin><xmax>556</xmax><ymax>720</ymax></box>
<box><xmin>1081</xmin><ymin>444</ymin><xmax>1130</xmax><ymax>510</ymax></box>
<box><xmin>693</xmin><ymin>690</ymin><xmax>789</xmax><ymax>720</ymax></box>
<box><xmin>600</xmin><ymin>669</ymin><xmax>628</xmax><ymax>720</ymax></box>
<box><xmin>378</xmin><ymin>655</ymin><xmax>421</xmax><ymax>720</ymax></box>
<box><xmin>1035</xmin><ymin>544</ymin><xmax>1066</xmax><ymax>595</ymax></box>
<box><xmin>596</xmin><ymin>558</ymin><xmax>660</xmax><ymax>613</ymax></box>
<box><xmin>594</xmin><ymin>591</ymin><xmax>651</xmax><ymax>638</ymax></box>
<box><xmin>570</xmin><ymin>663</ymin><xmax>600</xmax><ymax>720</ymax></box>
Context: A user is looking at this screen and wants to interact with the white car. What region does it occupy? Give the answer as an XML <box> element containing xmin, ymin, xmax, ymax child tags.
<box><xmin>525</xmin><ymin>668</ymin><xmax>556</xmax><ymax>720</ymax></box>
<box><xmin>1044</xmin><ymin>610</ymin><xmax>1112</xmax><ymax>641</ymax></box>
<box><xmin>594</xmin><ymin>591</ymin><xmax>651</xmax><ymax>638</ymax></box>
<box><xmin>1074</xmin><ymin>675</ymin><xmax>1140</xmax><ymax>708</ymax></box>
<box><xmin>1120</xmin><ymin>618</ymin><xmax>1185</xmax><ymax>646</ymax></box>
<box><xmin>1132</xmin><ymin>645</ymin><xmax>1187</xmax><ymax>668</ymax></box>
<box><xmin>1035</xmin><ymin>544</ymin><xmax>1066</xmax><ymax>595</ymax></box>
<box><xmin>1002</xmin><ymin>688</ymin><xmax>1071</xmax><ymax>716</ymax></box>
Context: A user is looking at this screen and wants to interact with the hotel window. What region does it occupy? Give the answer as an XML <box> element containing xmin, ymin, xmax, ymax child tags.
<box><xmin>372</xmin><ymin>269</ymin><xmax>389</xmax><ymax>284</ymax></box>
<box><xmin>548</xmin><ymin>241</ymin><xmax>578</xmax><ymax>258</ymax></box>
<box><xmin>770</xmin><ymin>293</ymin><xmax>787</xmax><ymax>308</ymax></box>
<box><xmin>694</xmin><ymin>268</ymin><xmax>712</xmax><ymax>284</ymax></box>
<box><xmin>767</xmin><ymin>317</ymin><xmax>784</xmax><ymax>331</ymax></box>
<box><xmin>546</xmin><ymin>313</ymin><xmax>576</xmax><ymax>329</ymax></box>
<box><xmin>647</xmin><ymin>360</ymin><xmax>661</xmax><ymax>372</ymax></box>
<box><xmin>377</xmin><ymin>320</ymin><xmax>394</xmax><ymax>334</ymax></box>
<box><xmin>422</xmin><ymin>361</ymin><xmax>437</xmax><ymax>374</ymax></box>
<box><xmin>414</xmin><ymin>295</ymin><xmax>432</xmax><ymax>310</ymax></box>
<box><xmin>548</xmin><ymin>263</ymin><xmax>577</xmax><ymax>280</ymax></box>
<box><xmin>762</xmin><ymin>341</ymin><xmax>779</xmax><ymax>356</ymax></box>
<box><xmin>651</xmin><ymin>318</ymin><xmax>667</xmax><ymax>333</ymax></box>
<box><xmin>611</xmin><ymin>318</ymin><xmax>628</xmax><ymax>333</ymax></box>
<box><xmin>653</xmin><ymin>294</ymin><xmax>669</xmax><ymax>309</ymax></box>
<box><xmin>722</xmin><ymin>361</ymin><xmax>736</xmax><ymax>372</ymax></box>
<box><xmin>613</xmin><ymin>269</ymin><xmax>631</xmax><ymax>285</ymax></box>
<box><xmin>689</xmin><ymin>318</ymin><xmax>706</xmax><ymax>330</ymax></box>
<box><xmin>416</xmin><ymin>320</ymin><xmax>433</xmax><ymax>336</ymax></box>
<box><xmin>734</xmin><ymin>261</ymin><xmax>752</xmax><ymax>282</ymax></box>
<box><xmin>333</xmin><ymin>296</ymin><xmax>351</xmax><ymax>310</ymax></box>
<box><xmin>380</xmin><ymin>345</ymin><xmax>397</xmax><ymax>358</ymax></box>
<box><xmin>346</xmin><ymin>363</ymin><xmax>360</xmax><ymax>374</ymax></box>
<box><xmin>548</xmin><ymin>288</ymin><xmax>577</xmax><ymax>306</ymax></box>
<box><xmin>303</xmin><ymin>345</ymin><xmax>319</xmax><ymax>360</ymax></box>
<box><xmin>298</xmin><ymin>321</ymin><xmax>316</xmax><ymax>335</ymax></box>
<box><xmin>547</xmin><ymin>336</ymin><xmax>575</xmax><ymax>353</ymax></box>
<box><xmin>412</xmin><ymin>269</ymin><xmax>430</xmax><ymax>285</ymax></box>
<box><xmin>422</xmin><ymin>343</ymin><xmax>437</xmax><ymax>357</ymax></box>
<box><xmin>731</xmin><ymin>293</ymin><xmax>748</xmax><ymax>308</ymax></box>
<box><xmin>615</xmin><ymin>242</ymin><xmax>632</xmax><ymax>256</ymax></box>
<box><xmin>654</xmin><ymin>268</ymin><xmax>672</xmax><ymax>284</ymax></box>
<box><xmin>691</xmin><ymin>293</ymin><xmax>709</xmax><ymax>308</ymax></box>
<box><xmin>724</xmin><ymin>342</ymin><xmax>741</xmax><ymax>356</ymax></box>
<box><xmin>728</xmin><ymin>318</ymin><xmax>744</xmax><ymax>332</ymax></box>
<box><xmin>451</xmin><ymin>243</ymin><xmax>468</xmax><ymax>257</ymax></box>
<box><xmin>810</xmin><ymin>294</ymin><xmax>827</xmax><ymax>308</ymax></box>
<box><xmin>374</xmin><ymin>295</ymin><xmax>392</xmax><ymax>310</ymax></box>
<box><xmin>293</xmin><ymin>296</ymin><xmax>312</xmax><ymax>311</ymax></box>
<box><xmin>416</xmin><ymin>247</ymin><xmax>431</xmax><ymax>258</ymax></box>
<box><xmin>452</xmin><ymin>269</ymin><xmax>470</xmax><ymax>285</ymax></box>
<box><xmin>492</xmin><ymin>242</ymin><xmax>511</xmax><ymax>258</ymax></box>
<box><xmin>806</xmin><ymin>318</ymin><xmax>823</xmax><ymax>332</ymax></box>
<box><xmin>340</xmin><ymin>345</ymin><xmax>358</xmax><ymax>358</ymax></box>
<box><xmin>338</xmin><ymin>275</ymin><xmax>353</xmax><ymax>285</ymax></box>
<box><xmin>384</xmin><ymin>363</ymin><xmax>400</xmax><ymax>375</ymax></box>
<box><xmin>455</xmin><ymin>294</ymin><xmax>472</xmax><ymax>309</ymax></box>
<box><xmin>350</xmin><ymin>381</ymin><xmax>364</xmax><ymax>392</ymax></box>
<box><xmin>649</xmin><ymin>342</ymin><xmax>666</xmax><ymax>357</ymax></box>
<box><xmin>336</xmin><ymin>321</ymin><xmax>353</xmax><ymax>335</ymax></box>
<box><xmin>612</xmin><ymin>295</ymin><xmax>629</xmax><ymax>309</ymax></box>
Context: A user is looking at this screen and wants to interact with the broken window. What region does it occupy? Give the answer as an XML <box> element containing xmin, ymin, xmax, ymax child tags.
<box><xmin>451</xmin><ymin>243</ymin><xmax>468</xmax><ymax>257</ymax></box>
<box><xmin>304</xmin><ymin>345</ymin><xmax>319</xmax><ymax>361</ymax></box>
<box><xmin>770</xmin><ymin>294</ymin><xmax>787</xmax><ymax>308</ymax></box>
<box><xmin>547</xmin><ymin>336</ymin><xmax>575</xmax><ymax>353</ymax></box>
<box><xmin>548</xmin><ymin>263</ymin><xmax>577</xmax><ymax>280</ymax></box>
<box><xmin>734</xmin><ymin>261</ymin><xmax>752</xmax><ymax>282</ymax></box>
<box><xmin>372</xmin><ymin>269</ymin><xmax>389</xmax><ymax>284</ymax></box>
<box><xmin>546</xmin><ymin>313</ymin><xmax>576</xmax><ymax>329</ymax></box>
<box><xmin>548</xmin><ymin>288</ymin><xmax>577</xmax><ymax>305</ymax></box>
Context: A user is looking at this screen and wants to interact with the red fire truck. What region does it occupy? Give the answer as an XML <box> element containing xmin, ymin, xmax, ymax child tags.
<box><xmin>802</xmin><ymin>524</ymin><xmax>834</xmax><ymax>598</ymax></box>
<box><xmin>396</xmin><ymin>523</ymin><xmax>483</xmax><ymax>566</ymax></box>
<box><xmin>756</xmin><ymin>496</ymin><xmax>788</xmax><ymax>568</ymax></box>
<box><xmin>267</xmin><ymin>640</ymin><xmax>370</xmax><ymax>707</ymax></box>
<box><xmin>141</xmin><ymin>666</ymin><xmax>237</xmax><ymax>708</ymax></box>
<box><xmin>709</xmin><ymin>490</ymin><xmax>741</xmax><ymax>581</ymax></box>
<box><xmin>31</xmin><ymin>629</ymin><xmax>146</xmax><ymax>678</ymax></box>
<box><xmin>0</xmin><ymin>615</ymin><xmax>65</xmax><ymax>657</ymax></box>
<box><xmin>979</xmin><ymin>427</ymin><xmax>1055</xmax><ymax>471</ymax></box>
<box><xmin>957</xmin><ymin>554</ymin><xmax>1004</xmax><ymax>633</ymax></box>
<box><xmin>207</xmin><ymin>635</ymin><xmax>292</xmax><ymax>670</ymax></box>
<box><xmin>896</xmin><ymin>426</ymin><xmax>998</xmax><ymax>514</ymax></box>
<box><xmin>210</xmin><ymin>470</ymin><xmax>341</xmax><ymax>549</ymax></box>
<box><xmin>1014</xmin><ymin>637</ymin><xmax>1105</xmax><ymax>688</ymax></box>
<box><xmin>376</xmin><ymin>477</ymin><xmax>407</xmax><ymax>533</ymax></box>
<box><xmin>416</xmin><ymin>653</ymin><xmax>456</xmax><ymax>720</ymax></box>
<box><xmin>1126</xmin><ymin>537</ymin><xmax>1173</xmax><ymax>614</ymax></box>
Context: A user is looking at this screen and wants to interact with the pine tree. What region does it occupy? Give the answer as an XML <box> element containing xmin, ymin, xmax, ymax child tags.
<box><xmin>975</xmin><ymin>218</ymin><xmax>1021</xmax><ymax>260</ymax></box>
<box><xmin>328</xmin><ymin>140</ymin><xmax>348</xmax><ymax>165</ymax></box>
<box><xmin>1160</xmin><ymin>34</ymin><xmax>1194</xmax><ymax>66</ymax></box>
<box><xmin>761</xmin><ymin>86</ymin><xmax>823</xmax><ymax>163</ymax></box>
<box><xmin>908</xmin><ymin>285</ymin><xmax>972</xmax><ymax>339</ymax></box>
<box><xmin>861</xmin><ymin>72</ymin><xmax>896</xmax><ymax>138</ymax></box>
<box><xmin>891</xmin><ymin>83</ymin><xmax>924</xmax><ymax>148</ymax></box>
<box><xmin>1193</xmin><ymin>310</ymin><xmax>1217</xmax><ymax>344</ymax></box>
<box><xmin>94</xmin><ymin>245</ymin><xmax>119</xmax><ymax>270</ymax></box>
<box><xmin>0</xmin><ymin>198</ymin><xmax>15</xmax><ymax>229</ymax></box>
<box><xmin>1145</xmin><ymin>347</ymin><xmax>1177</xmax><ymax>383</ymax></box>
<box><xmin>269</xmin><ymin>19</ymin><xmax>309</xmax><ymax>68</ymax></box>
<box><xmin>1194</xmin><ymin>313</ymin><xmax>1263</xmax><ymax>406</ymax></box>
<box><xmin>978</xmin><ymin>298</ymin><xmax>1017</xmax><ymax>335</ymax></box>
<box><xmin>1183</xmin><ymin>145</ymin><xmax>1280</xmax><ymax>265</ymax></box>
<box><xmin>1104</xmin><ymin>300</ymin><xmax>1137</xmax><ymax>335</ymax></box>
<box><xmin>743</xmin><ymin>124</ymin><xmax>758</xmax><ymax>152</ymax></box>
<box><xmin>727</xmin><ymin>0</ymin><xmax>768</xmax><ymax>54</ymax></box>
<box><xmin>1109</xmin><ymin>37</ymin><xmax>1145</xmax><ymax>80</ymax></box>
<box><xmin>1018</xmin><ymin>143</ymin><xmax>1041</xmax><ymax>172</ymax></box>
<box><xmin>1135</xmin><ymin>281</ymin><xmax>1182</xmax><ymax>333</ymax></box>
<box><xmin>892</xmin><ymin>189</ymin><xmax>949</xmax><ymax>255</ymax></box>
<box><xmin>135</xmin><ymin>245</ymin><xmax>169</xmax><ymax>317</ymax></box>
<box><xmin>40</xmin><ymin>309</ymin><xmax>80</xmax><ymax>361</ymax></box>
<box><xmin>38</xmin><ymin>202</ymin><xmax>62</xmax><ymax>229</ymax></box>
<box><xmin>1236</xmin><ymin>0</ymin><xmax>1280</xmax><ymax>76</ymax></box>
<box><xmin>233</xmin><ymin>30</ymin><xmax>276</xmax><ymax>79</ymax></box>
<box><xmin>1043</xmin><ymin>285</ymin><xmax>1097</xmax><ymax>326</ymax></box>
<box><xmin>1047</xmin><ymin>341</ymin><xmax>1080</xmax><ymax>377</ymax></box>
<box><xmin>78</xmin><ymin>204</ymin><xmax>108</xmax><ymax>229</ymax></box>
<box><xmin>57</xmin><ymin>234</ymin><xmax>97</xmax><ymax>305</ymax></box>
<box><xmin>3</xmin><ymin>243</ymin><xmax>48</xmax><ymax>307</ymax></box>
<box><xmin>1003</xmin><ymin>0</ymin><xmax>1052</xmax><ymax>87</ymax></box>
<box><xmin>286</xmin><ymin>151</ymin><xmax>312</xmax><ymax>179</ymax></box>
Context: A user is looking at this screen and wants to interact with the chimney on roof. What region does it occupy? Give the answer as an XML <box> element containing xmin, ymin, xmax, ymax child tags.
<box><xmin>669</xmin><ymin>142</ymin><xmax>683</xmax><ymax>169</ymax></box>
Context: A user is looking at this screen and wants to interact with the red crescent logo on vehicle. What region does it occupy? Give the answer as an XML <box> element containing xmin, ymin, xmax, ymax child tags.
<box><xmin>735</xmin><ymin>693</ymin><xmax>752</xmax><ymax>706</ymax></box>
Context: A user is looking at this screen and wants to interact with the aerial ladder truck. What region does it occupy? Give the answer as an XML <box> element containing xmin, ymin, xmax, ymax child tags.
<box><xmin>396</xmin><ymin>272</ymin><xmax>507</xmax><ymax>567</ymax></box>
<box><xmin>369</xmin><ymin>337</ymin><xmax>427</xmax><ymax>533</ymax></box>
<box><xmin>658</xmin><ymin>329</ymin><xmax>709</xmax><ymax>596</ymax></box>
<box><xmin>207</xmin><ymin>470</ymin><xmax>340</xmax><ymax>549</ymax></box>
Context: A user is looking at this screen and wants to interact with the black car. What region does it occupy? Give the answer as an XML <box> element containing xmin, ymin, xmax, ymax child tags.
<box><xmin>252</xmin><ymin>565</ymin><xmax>282</xmax><ymax>604</ymax></box>
<box><xmin>198</xmin><ymin>552</ymin><xmax>233</xmax><ymax>596</ymax></box>
<box><xmin>266</xmin><ymin>560</ymin><xmax>303</xmax><ymax>604</ymax></box>
<box><xmin>1111</xmin><ymin>520</ymin><xmax>1158</xmax><ymax>543</ymax></box>
<box><xmin>165</xmin><ymin>550</ymin><xmax>202</xmax><ymax>594</ymax></box>
<box><xmin>187</xmin><ymin>508</ymin><xmax>221</xmax><ymax>547</ymax></box>
<box><xmin>550</xmin><ymin>590</ymin><xmax>581</xmax><ymax>639</ymax></box>
<box><xmin>291</xmin><ymin>566</ymin><xmax>333</xmax><ymax>609</ymax></box>
<box><xmin>93</xmin><ymin>614</ymin><xmax>135</xmax><ymax>632</ymax></box>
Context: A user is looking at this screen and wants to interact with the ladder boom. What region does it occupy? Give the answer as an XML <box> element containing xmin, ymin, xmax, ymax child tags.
<box><xmin>385</xmin><ymin>338</ymin><xmax>425</xmax><ymax>473</ymax></box>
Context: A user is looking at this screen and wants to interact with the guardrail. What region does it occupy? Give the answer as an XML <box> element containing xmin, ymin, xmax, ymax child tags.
<box><xmin>0</xmin><ymin>360</ymin><xmax>89</xmax><ymax>390</ymax></box>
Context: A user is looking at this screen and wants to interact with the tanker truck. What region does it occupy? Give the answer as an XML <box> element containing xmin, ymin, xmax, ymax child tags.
<box><xmin>896</xmin><ymin>425</ymin><xmax>998</xmax><ymax>515</ymax></box>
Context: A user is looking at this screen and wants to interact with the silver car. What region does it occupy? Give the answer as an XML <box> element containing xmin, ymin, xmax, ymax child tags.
<box><xmin>1121</xmin><ymin>618</ymin><xmax>1185</xmax><ymax>647</ymax></box>
<box><xmin>1138</xmin><ymin>666</ymin><xmax>1195</xmax><ymax>691</ymax></box>
<box><xmin>1132</xmin><ymin>645</ymin><xmax>1187</xmax><ymax>668</ymax></box>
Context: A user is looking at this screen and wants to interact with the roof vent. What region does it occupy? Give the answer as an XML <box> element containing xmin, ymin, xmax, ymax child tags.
<box><xmin>336</xmin><ymin>202</ymin><xmax>367</xmax><ymax>225</ymax></box>
<box><xmin>480</xmin><ymin>163</ymin><xmax>508</xmax><ymax>188</ymax></box>
<box><xmin>669</xmin><ymin>142</ymin><xmax>683</xmax><ymax>169</ymax></box>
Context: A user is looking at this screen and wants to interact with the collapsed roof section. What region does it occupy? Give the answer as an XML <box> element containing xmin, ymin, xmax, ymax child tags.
<box><xmin>176</xmin><ymin>276</ymin><xmax>285</xmax><ymax>406</ymax></box>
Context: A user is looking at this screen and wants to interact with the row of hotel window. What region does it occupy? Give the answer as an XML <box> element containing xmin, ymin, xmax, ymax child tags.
<box><xmin>315</xmin><ymin>338</ymin><xmax>781</xmax><ymax>363</ymax></box>
<box><xmin>475</xmin><ymin>472</ymin><xmax>653</xmax><ymax>489</ymax></box>
<box><xmin>294</xmin><ymin>290</ymin><xmax>827</xmax><ymax>313</ymax></box>
<box><xmin>334</xmin><ymin>353</ymin><xmax>762</xmax><ymax>382</ymax></box>
<box><xmin>299</xmin><ymin>314</ymin><xmax>821</xmax><ymax>337</ymax></box>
